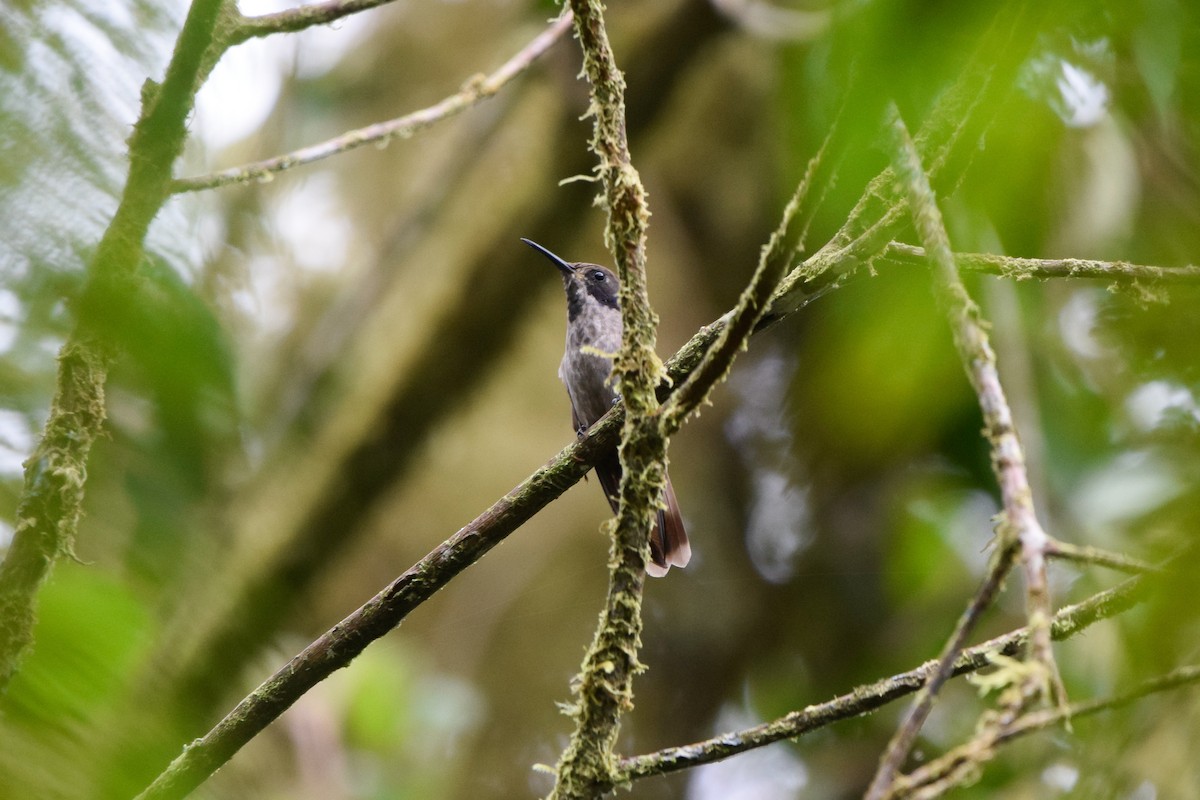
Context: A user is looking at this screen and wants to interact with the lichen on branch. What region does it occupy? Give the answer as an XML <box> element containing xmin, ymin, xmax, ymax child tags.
<box><xmin>548</xmin><ymin>1</ymin><xmax>663</xmax><ymax>798</ymax></box>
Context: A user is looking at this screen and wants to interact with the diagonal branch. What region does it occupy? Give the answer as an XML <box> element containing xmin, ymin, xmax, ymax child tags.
<box><xmin>866</xmin><ymin>540</ymin><xmax>1019</xmax><ymax>800</ymax></box>
<box><xmin>893</xmin><ymin>664</ymin><xmax>1200</xmax><ymax>798</ymax></box>
<box><xmin>175</xmin><ymin>11</ymin><xmax>574</xmax><ymax>193</ymax></box>
<box><xmin>865</xmin><ymin>104</ymin><xmax>1061</xmax><ymax>800</ymax></box>
<box><xmin>132</xmin><ymin>414</ymin><xmax>615</xmax><ymax>800</ymax></box>
<box><xmin>0</xmin><ymin>0</ymin><xmax>227</xmax><ymax>695</ymax></box>
<box><xmin>131</xmin><ymin>163</ymin><xmax>849</xmax><ymax>800</ymax></box>
<box><xmin>615</xmin><ymin>575</ymin><xmax>1150</xmax><ymax>782</ymax></box>
<box><xmin>659</xmin><ymin>134</ymin><xmax>828</xmax><ymax>433</ymax></box>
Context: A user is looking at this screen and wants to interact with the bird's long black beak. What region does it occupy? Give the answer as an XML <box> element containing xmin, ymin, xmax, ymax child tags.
<box><xmin>521</xmin><ymin>238</ymin><xmax>576</xmax><ymax>275</ymax></box>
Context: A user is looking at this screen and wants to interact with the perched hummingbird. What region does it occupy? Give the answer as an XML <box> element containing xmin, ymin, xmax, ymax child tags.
<box><xmin>523</xmin><ymin>238</ymin><xmax>691</xmax><ymax>577</ymax></box>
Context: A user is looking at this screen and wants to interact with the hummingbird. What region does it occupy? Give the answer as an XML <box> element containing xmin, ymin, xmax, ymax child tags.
<box><xmin>523</xmin><ymin>238</ymin><xmax>691</xmax><ymax>577</ymax></box>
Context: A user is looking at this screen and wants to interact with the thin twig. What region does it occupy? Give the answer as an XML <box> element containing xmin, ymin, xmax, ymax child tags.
<box><xmin>615</xmin><ymin>575</ymin><xmax>1149</xmax><ymax>782</ymax></box>
<box><xmin>231</xmin><ymin>0</ymin><xmax>400</xmax><ymax>43</ymax></box>
<box><xmin>883</xmin><ymin>242</ymin><xmax>1200</xmax><ymax>284</ymax></box>
<box><xmin>893</xmin><ymin>664</ymin><xmax>1200</xmax><ymax>798</ymax></box>
<box><xmin>174</xmin><ymin>12</ymin><xmax>574</xmax><ymax>193</ymax></box>
<box><xmin>865</xmin><ymin>104</ymin><xmax>1062</xmax><ymax>800</ymax></box>
<box><xmin>659</xmin><ymin>133</ymin><xmax>829</xmax><ymax>432</ymax></box>
<box><xmin>1046</xmin><ymin>539</ymin><xmax>1162</xmax><ymax>575</ymax></box>
<box><xmin>866</xmin><ymin>542</ymin><xmax>1019</xmax><ymax>800</ymax></box>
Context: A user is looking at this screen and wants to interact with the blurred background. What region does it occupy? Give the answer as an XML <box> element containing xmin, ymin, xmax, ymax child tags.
<box><xmin>1</xmin><ymin>0</ymin><xmax>1199</xmax><ymax>798</ymax></box>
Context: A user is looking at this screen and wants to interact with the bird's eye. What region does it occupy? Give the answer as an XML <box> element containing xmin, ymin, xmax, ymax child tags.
<box><xmin>591</xmin><ymin>271</ymin><xmax>606</xmax><ymax>282</ymax></box>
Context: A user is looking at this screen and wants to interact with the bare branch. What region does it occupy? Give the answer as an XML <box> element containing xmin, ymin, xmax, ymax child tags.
<box><xmin>867</xmin><ymin>542</ymin><xmax>1019</xmax><ymax>800</ymax></box>
<box><xmin>175</xmin><ymin>11</ymin><xmax>574</xmax><ymax>193</ymax></box>
<box><xmin>616</xmin><ymin>575</ymin><xmax>1149</xmax><ymax>782</ymax></box>
<box><xmin>132</xmin><ymin>414</ymin><xmax>616</xmax><ymax>800</ymax></box>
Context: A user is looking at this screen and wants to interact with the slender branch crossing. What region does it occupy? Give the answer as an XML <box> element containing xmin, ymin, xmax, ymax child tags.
<box><xmin>175</xmin><ymin>11</ymin><xmax>574</xmax><ymax>193</ymax></box>
<box><xmin>864</xmin><ymin>104</ymin><xmax>1061</xmax><ymax>800</ymax></box>
<box><xmin>617</xmin><ymin>575</ymin><xmax>1150</xmax><ymax>781</ymax></box>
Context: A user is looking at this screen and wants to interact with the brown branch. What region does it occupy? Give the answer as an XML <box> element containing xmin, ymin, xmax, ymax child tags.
<box><xmin>616</xmin><ymin>575</ymin><xmax>1149</xmax><ymax>782</ymax></box>
<box><xmin>883</xmin><ymin>242</ymin><xmax>1200</xmax><ymax>284</ymax></box>
<box><xmin>133</xmin><ymin>152</ymin><xmax>844</xmax><ymax>800</ymax></box>
<box><xmin>175</xmin><ymin>11</ymin><xmax>574</xmax><ymax>193</ymax></box>
<box><xmin>866</xmin><ymin>541</ymin><xmax>1019</xmax><ymax>800</ymax></box>
<box><xmin>132</xmin><ymin>413</ymin><xmax>617</xmax><ymax>800</ymax></box>
<box><xmin>0</xmin><ymin>0</ymin><xmax>227</xmax><ymax>694</ymax></box>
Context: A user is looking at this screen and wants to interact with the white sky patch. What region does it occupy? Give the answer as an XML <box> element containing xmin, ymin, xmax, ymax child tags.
<box><xmin>1058</xmin><ymin>291</ymin><xmax>1105</xmax><ymax>360</ymax></box>
<box><xmin>1126</xmin><ymin>381</ymin><xmax>1200</xmax><ymax>431</ymax></box>
<box><xmin>194</xmin><ymin>38</ymin><xmax>287</xmax><ymax>152</ymax></box>
<box><xmin>194</xmin><ymin>0</ymin><xmax>375</xmax><ymax>152</ymax></box>
<box><xmin>1043</xmin><ymin>763</ymin><xmax>1080</xmax><ymax>793</ymax></box>
<box><xmin>1057</xmin><ymin>61</ymin><xmax>1110</xmax><ymax>128</ymax></box>
<box><xmin>689</xmin><ymin>704</ymin><xmax>808</xmax><ymax>800</ymax></box>
<box><xmin>39</xmin><ymin>5</ymin><xmax>143</xmax><ymax>132</ymax></box>
<box><xmin>270</xmin><ymin>174</ymin><xmax>355</xmax><ymax>274</ymax></box>
<box><xmin>0</xmin><ymin>410</ymin><xmax>34</xmax><ymax>476</ymax></box>
<box><xmin>1071</xmin><ymin>450</ymin><xmax>1184</xmax><ymax>538</ymax></box>
<box><xmin>0</xmin><ymin>289</ymin><xmax>21</xmax><ymax>354</ymax></box>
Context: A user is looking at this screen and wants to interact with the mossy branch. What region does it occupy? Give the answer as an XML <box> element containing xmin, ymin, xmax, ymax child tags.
<box><xmin>0</xmin><ymin>0</ymin><xmax>228</xmax><ymax>695</ymax></box>
<box><xmin>616</xmin><ymin>575</ymin><xmax>1150</xmax><ymax>782</ymax></box>
<box><xmin>891</xmin><ymin>664</ymin><xmax>1200</xmax><ymax>799</ymax></box>
<box><xmin>659</xmin><ymin>135</ymin><xmax>828</xmax><ymax>434</ymax></box>
<box><xmin>132</xmin><ymin>415</ymin><xmax>621</xmax><ymax>800</ymax></box>
<box><xmin>883</xmin><ymin>242</ymin><xmax>1200</xmax><ymax>284</ymax></box>
<box><xmin>548</xmin><ymin>2</ymin><xmax>662</xmax><ymax>798</ymax></box>
<box><xmin>129</xmin><ymin>158</ymin><xmax>851</xmax><ymax>800</ymax></box>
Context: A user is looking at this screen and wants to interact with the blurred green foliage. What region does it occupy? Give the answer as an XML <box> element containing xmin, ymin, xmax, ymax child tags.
<box><xmin>1</xmin><ymin>0</ymin><xmax>1198</xmax><ymax>798</ymax></box>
